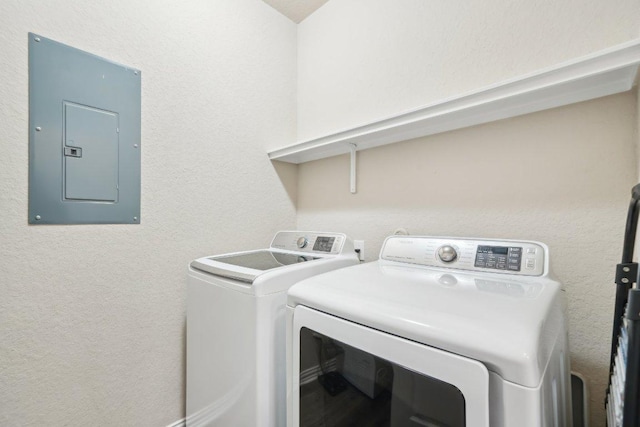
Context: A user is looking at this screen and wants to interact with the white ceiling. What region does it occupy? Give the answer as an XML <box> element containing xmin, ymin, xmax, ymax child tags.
<box><xmin>262</xmin><ymin>0</ymin><xmax>329</xmax><ymax>23</ymax></box>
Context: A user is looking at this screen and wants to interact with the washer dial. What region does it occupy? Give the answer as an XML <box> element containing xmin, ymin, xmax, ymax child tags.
<box><xmin>297</xmin><ymin>236</ymin><xmax>308</xmax><ymax>249</ymax></box>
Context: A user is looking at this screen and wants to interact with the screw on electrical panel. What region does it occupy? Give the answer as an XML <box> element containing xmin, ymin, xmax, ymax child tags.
<box><xmin>134</xmin><ymin>144</ymin><xmax>138</xmax><ymax>148</ymax></box>
<box><xmin>133</xmin><ymin>217</ymin><xmax>138</xmax><ymax>221</ymax></box>
<box><xmin>624</xmin><ymin>267</ymin><xmax>630</xmax><ymax>272</ymax></box>
<box><xmin>35</xmin><ymin>127</ymin><xmax>41</xmax><ymax>131</ymax></box>
<box><xmin>622</xmin><ymin>278</ymin><xmax>630</xmax><ymax>284</ymax></box>
<box><xmin>34</xmin><ymin>37</ymin><xmax>40</xmax><ymax>42</ymax></box>
<box><xmin>35</xmin><ymin>215</ymin><xmax>41</xmax><ymax>220</ymax></box>
<box><xmin>134</xmin><ymin>71</ymin><xmax>138</xmax><ymax>75</ymax></box>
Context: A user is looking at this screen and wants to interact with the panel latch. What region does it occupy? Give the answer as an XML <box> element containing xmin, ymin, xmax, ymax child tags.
<box><xmin>64</xmin><ymin>146</ymin><xmax>82</xmax><ymax>158</ymax></box>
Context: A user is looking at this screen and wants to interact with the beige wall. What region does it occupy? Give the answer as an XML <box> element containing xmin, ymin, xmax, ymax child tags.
<box><xmin>297</xmin><ymin>0</ymin><xmax>640</xmax><ymax>141</ymax></box>
<box><xmin>0</xmin><ymin>0</ymin><xmax>297</xmax><ymax>425</ymax></box>
<box><xmin>297</xmin><ymin>92</ymin><xmax>638</xmax><ymax>424</ymax></box>
<box><xmin>638</xmin><ymin>84</ymin><xmax>640</xmax><ymax>182</ymax></box>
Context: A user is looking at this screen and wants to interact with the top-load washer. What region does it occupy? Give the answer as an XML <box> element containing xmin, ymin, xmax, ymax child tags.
<box><xmin>186</xmin><ymin>231</ymin><xmax>358</xmax><ymax>427</ymax></box>
<box><xmin>287</xmin><ymin>235</ymin><xmax>572</xmax><ymax>427</ymax></box>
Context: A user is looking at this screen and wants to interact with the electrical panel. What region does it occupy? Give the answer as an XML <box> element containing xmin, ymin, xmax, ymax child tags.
<box><xmin>28</xmin><ymin>33</ymin><xmax>141</xmax><ymax>224</ymax></box>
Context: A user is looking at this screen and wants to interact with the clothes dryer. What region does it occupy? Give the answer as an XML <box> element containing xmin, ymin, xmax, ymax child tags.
<box><xmin>287</xmin><ymin>236</ymin><xmax>572</xmax><ymax>427</ymax></box>
<box><xmin>187</xmin><ymin>231</ymin><xmax>358</xmax><ymax>427</ymax></box>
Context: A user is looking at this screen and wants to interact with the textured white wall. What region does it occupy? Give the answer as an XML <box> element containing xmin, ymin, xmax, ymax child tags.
<box><xmin>296</xmin><ymin>1</ymin><xmax>640</xmax><ymax>424</ymax></box>
<box><xmin>297</xmin><ymin>0</ymin><xmax>640</xmax><ymax>141</ymax></box>
<box><xmin>0</xmin><ymin>1</ymin><xmax>297</xmax><ymax>425</ymax></box>
<box><xmin>297</xmin><ymin>93</ymin><xmax>638</xmax><ymax>425</ymax></box>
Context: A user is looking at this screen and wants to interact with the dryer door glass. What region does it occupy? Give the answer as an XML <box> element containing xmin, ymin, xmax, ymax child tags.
<box><xmin>299</xmin><ymin>327</ymin><xmax>465</xmax><ymax>427</ymax></box>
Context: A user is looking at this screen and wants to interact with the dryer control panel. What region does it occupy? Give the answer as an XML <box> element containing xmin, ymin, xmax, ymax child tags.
<box><xmin>381</xmin><ymin>236</ymin><xmax>546</xmax><ymax>276</ymax></box>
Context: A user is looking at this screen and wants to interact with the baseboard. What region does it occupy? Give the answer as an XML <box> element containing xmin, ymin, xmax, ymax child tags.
<box><xmin>166</xmin><ymin>417</ymin><xmax>186</xmax><ymax>427</ymax></box>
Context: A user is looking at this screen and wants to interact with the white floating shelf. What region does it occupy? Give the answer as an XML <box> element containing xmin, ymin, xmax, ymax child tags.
<box><xmin>269</xmin><ymin>39</ymin><xmax>640</xmax><ymax>164</ymax></box>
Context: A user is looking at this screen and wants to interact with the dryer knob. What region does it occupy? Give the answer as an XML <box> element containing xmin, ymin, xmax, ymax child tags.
<box><xmin>438</xmin><ymin>245</ymin><xmax>458</xmax><ymax>263</ymax></box>
<box><xmin>297</xmin><ymin>236</ymin><xmax>308</xmax><ymax>249</ymax></box>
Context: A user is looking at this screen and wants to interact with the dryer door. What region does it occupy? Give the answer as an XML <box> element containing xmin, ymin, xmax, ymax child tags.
<box><xmin>291</xmin><ymin>305</ymin><xmax>490</xmax><ymax>427</ymax></box>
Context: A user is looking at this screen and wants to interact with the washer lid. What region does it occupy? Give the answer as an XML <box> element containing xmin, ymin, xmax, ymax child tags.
<box><xmin>191</xmin><ymin>250</ymin><xmax>319</xmax><ymax>283</ymax></box>
<box><xmin>287</xmin><ymin>260</ymin><xmax>566</xmax><ymax>387</ymax></box>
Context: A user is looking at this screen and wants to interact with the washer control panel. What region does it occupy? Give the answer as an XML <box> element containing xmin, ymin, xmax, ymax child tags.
<box><xmin>271</xmin><ymin>231</ymin><xmax>347</xmax><ymax>255</ymax></box>
<box><xmin>381</xmin><ymin>236</ymin><xmax>546</xmax><ymax>276</ymax></box>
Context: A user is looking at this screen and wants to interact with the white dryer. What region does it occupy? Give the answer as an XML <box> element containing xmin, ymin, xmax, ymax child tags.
<box><xmin>187</xmin><ymin>231</ymin><xmax>358</xmax><ymax>427</ymax></box>
<box><xmin>286</xmin><ymin>236</ymin><xmax>572</xmax><ymax>427</ymax></box>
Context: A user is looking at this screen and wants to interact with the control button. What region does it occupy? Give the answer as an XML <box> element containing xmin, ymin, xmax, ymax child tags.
<box><xmin>437</xmin><ymin>245</ymin><xmax>458</xmax><ymax>263</ymax></box>
<box><xmin>509</xmin><ymin>247</ymin><xmax>522</xmax><ymax>253</ymax></box>
<box><xmin>508</xmin><ymin>264</ymin><xmax>520</xmax><ymax>271</ymax></box>
<box><xmin>485</xmin><ymin>261</ymin><xmax>496</xmax><ymax>268</ymax></box>
<box><xmin>496</xmin><ymin>263</ymin><xmax>506</xmax><ymax>270</ymax></box>
<box><xmin>474</xmin><ymin>254</ymin><xmax>487</xmax><ymax>267</ymax></box>
<box><xmin>296</xmin><ymin>236</ymin><xmax>308</xmax><ymax>249</ymax></box>
<box><xmin>526</xmin><ymin>247</ymin><xmax>537</xmax><ymax>255</ymax></box>
<box><xmin>525</xmin><ymin>259</ymin><xmax>535</xmax><ymax>269</ymax></box>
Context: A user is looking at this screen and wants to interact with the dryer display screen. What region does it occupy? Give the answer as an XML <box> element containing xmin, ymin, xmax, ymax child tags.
<box><xmin>475</xmin><ymin>246</ymin><xmax>521</xmax><ymax>271</ymax></box>
<box><xmin>313</xmin><ymin>236</ymin><xmax>335</xmax><ymax>252</ymax></box>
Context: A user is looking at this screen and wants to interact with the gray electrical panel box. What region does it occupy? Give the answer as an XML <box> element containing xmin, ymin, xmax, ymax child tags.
<box><xmin>28</xmin><ymin>33</ymin><xmax>141</xmax><ymax>224</ymax></box>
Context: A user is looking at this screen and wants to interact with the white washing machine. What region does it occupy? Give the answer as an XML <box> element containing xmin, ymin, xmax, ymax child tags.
<box><xmin>286</xmin><ymin>235</ymin><xmax>572</xmax><ymax>427</ymax></box>
<box><xmin>186</xmin><ymin>231</ymin><xmax>358</xmax><ymax>427</ymax></box>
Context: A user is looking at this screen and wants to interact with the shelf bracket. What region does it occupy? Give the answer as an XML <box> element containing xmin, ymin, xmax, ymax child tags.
<box><xmin>350</xmin><ymin>143</ymin><xmax>357</xmax><ymax>194</ymax></box>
